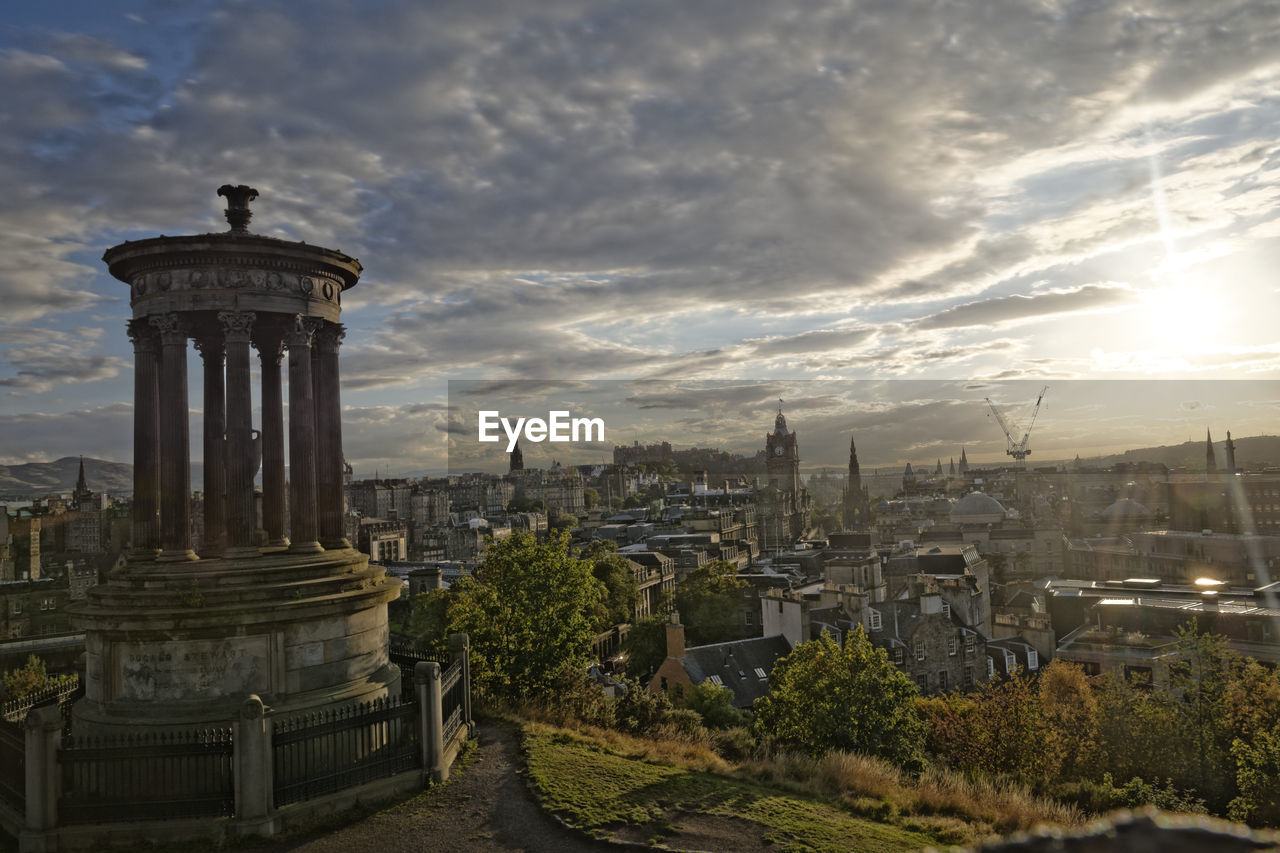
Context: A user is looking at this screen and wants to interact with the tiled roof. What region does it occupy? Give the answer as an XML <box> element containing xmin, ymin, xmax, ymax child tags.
<box><xmin>682</xmin><ymin>634</ymin><xmax>792</xmax><ymax>708</ymax></box>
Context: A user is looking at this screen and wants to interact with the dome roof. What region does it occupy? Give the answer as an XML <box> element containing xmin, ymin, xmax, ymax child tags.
<box><xmin>950</xmin><ymin>492</ymin><xmax>1006</xmax><ymax>519</ymax></box>
<box><xmin>1101</xmin><ymin>498</ymin><xmax>1152</xmax><ymax>519</ymax></box>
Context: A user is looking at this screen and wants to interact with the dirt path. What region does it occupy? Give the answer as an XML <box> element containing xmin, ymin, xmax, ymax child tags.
<box><xmin>269</xmin><ymin>723</ymin><xmax>617</xmax><ymax>852</ymax></box>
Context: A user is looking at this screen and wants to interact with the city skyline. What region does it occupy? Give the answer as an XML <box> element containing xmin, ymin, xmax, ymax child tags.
<box><xmin>2</xmin><ymin>2</ymin><xmax>1280</xmax><ymax>472</ymax></box>
<box><xmin>446</xmin><ymin>379</ymin><xmax>1280</xmax><ymax>476</ymax></box>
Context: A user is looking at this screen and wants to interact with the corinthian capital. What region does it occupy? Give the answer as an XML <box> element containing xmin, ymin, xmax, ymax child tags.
<box><xmin>126</xmin><ymin>318</ymin><xmax>158</xmax><ymax>352</ymax></box>
<box><xmin>217</xmin><ymin>310</ymin><xmax>255</xmax><ymax>343</ymax></box>
<box><xmin>149</xmin><ymin>313</ymin><xmax>187</xmax><ymax>343</ymax></box>
<box><xmin>313</xmin><ymin>322</ymin><xmax>346</xmax><ymax>355</ymax></box>
<box><xmin>287</xmin><ymin>314</ymin><xmax>323</xmax><ymax>348</ymax></box>
<box><xmin>192</xmin><ymin>335</ymin><xmax>225</xmax><ymax>361</ymax></box>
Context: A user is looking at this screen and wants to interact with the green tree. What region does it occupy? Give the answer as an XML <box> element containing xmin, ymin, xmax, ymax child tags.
<box><xmin>2</xmin><ymin>654</ymin><xmax>67</xmax><ymax>702</ymax></box>
<box><xmin>415</xmin><ymin>530</ymin><xmax>602</xmax><ymax>702</ymax></box>
<box><xmin>1039</xmin><ymin>660</ymin><xmax>1099</xmax><ymax>780</ymax></box>
<box><xmin>551</xmin><ymin>512</ymin><xmax>579</xmax><ymax>531</ymax></box>
<box><xmin>676</xmin><ymin>560</ymin><xmax>749</xmax><ymax>646</ymax></box>
<box><xmin>405</xmin><ymin>588</ymin><xmax>453</xmax><ymax>660</ymax></box>
<box><xmin>582</xmin><ymin>540</ymin><xmax>640</xmax><ymax>630</ymax></box>
<box><xmin>752</xmin><ymin>629</ymin><xmax>925</xmax><ymax>770</ymax></box>
<box><xmin>686</xmin><ymin>681</ymin><xmax>745</xmax><ymax>729</ymax></box>
<box><xmin>1165</xmin><ymin>623</ymin><xmax>1238</xmax><ymax>807</ymax></box>
<box><xmin>583</xmin><ymin>487</ymin><xmax>600</xmax><ymax>510</ymax></box>
<box><xmin>1229</xmin><ymin>723</ymin><xmax>1280</xmax><ymax>825</ymax></box>
<box><xmin>621</xmin><ymin>615</ymin><xmax>669</xmax><ymax>678</ymax></box>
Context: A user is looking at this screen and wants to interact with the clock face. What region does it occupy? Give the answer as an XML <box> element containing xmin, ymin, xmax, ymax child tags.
<box><xmin>774</xmin><ymin>446</ymin><xmax>785</xmax><ymax>456</ymax></box>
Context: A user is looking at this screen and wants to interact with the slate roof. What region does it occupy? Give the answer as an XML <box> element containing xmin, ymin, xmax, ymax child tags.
<box><xmin>681</xmin><ymin>634</ymin><xmax>792</xmax><ymax>708</ymax></box>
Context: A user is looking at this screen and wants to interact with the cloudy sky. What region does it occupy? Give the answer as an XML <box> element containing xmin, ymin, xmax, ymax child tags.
<box><xmin>1</xmin><ymin>0</ymin><xmax>1279</xmax><ymax>475</ymax></box>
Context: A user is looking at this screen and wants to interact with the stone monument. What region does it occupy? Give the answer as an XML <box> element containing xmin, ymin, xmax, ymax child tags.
<box><xmin>70</xmin><ymin>185</ymin><xmax>401</xmax><ymax>735</ymax></box>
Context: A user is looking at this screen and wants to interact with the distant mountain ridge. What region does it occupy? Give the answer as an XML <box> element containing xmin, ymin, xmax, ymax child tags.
<box><xmin>1084</xmin><ymin>434</ymin><xmax>1280</xmax><ymax>471</ymax></box>
<box><xmin>0</xmin><ymin>457</ymin><xmax>134</xmax><ymax>498</ymax></box>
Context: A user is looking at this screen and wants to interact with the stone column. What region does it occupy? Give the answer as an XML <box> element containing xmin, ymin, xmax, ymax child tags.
<box><xmin>235</xmin><ymin>694</ymin><xmax>275</xmax><ymax>835</ymax></box>
<box><xmin>256</xmin><ymin>327</ymin><xmax>288</xmax><ymax>548</ymax></box>
<box><xmin>313</xmin><ymin>322</ymin><xmax>350</xmax><ymax>548</ymax></box>
<box><xmin>194</xmin><ymin>335</ymin><xmax>226</xmax><ymax>557</ymax></box>
<box><xmin>22</xmin><ymin>704</ymin><xmax>62</xmax><ymax>848</ymax></box>
<box><xmin>221</xmin><ymin>311</ymin><xmax>259</xmax><ymax>558</ymax></box>
<box><xmin>126</xmin><ymin>319</ymin><xmax>161</xmax><ymax>560</ymax></box>
<box><xmin>287</xmin><ymin>316</ymin><xmax>323</xmax><ymax>553</ymax></box>
<box><xmin>151</xmin><ymin>313</ymin><xmax>197</xmax><ymax>562</ymax></box>
<box><xmin>415</xmin><ymin>661</ymin><xmax>445</xmax><ymax>784</ymax></box>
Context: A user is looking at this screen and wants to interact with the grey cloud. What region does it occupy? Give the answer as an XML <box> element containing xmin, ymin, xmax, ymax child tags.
<box><xmin>912</xmin><ymin>284</ymin><xmax>1139</xmax><ymax>330</ymax></box>
<box><xmin>0</xmin><ymin>403</ymin><xmax>132</xmax><ymax>463</ymax></box>
<box><xmin>0</xmin><ymin>0</ymin><xmax>1275</xmax><ymax>457</ymax></box>
<box><xmin>0</xmin><ymin>343</ymin><xmax>128</xmax><ymax>393</ymax></box>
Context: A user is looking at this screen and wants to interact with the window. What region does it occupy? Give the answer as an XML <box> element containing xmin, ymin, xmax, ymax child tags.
<box><xmin>941</xmin><ymin>602</ymin><xmax>951</xmax><ymax>618</ymax></box>
<box><xmin>964</xmin><ymin>635</ymin><xmax>975</xmax><ymax>655</ymax></box>
<box><xmin>707</xmin><ymin>675</ymin><xmax>723</xmax><ymax>686</ymax></box>
<box><xmin>914</xmin><ymin>639</ymin><xmax>925</xmax><ymax>662</ymax></box>
<box><xmin>938</xmin><ymin>670</ymin><xmax>948</xmax><ymax>690</ymax></box>
<box><xmin>963</xmin><ymin>666</ymin><xmax>974</xmax><ymax>688</ymax></box>
<box><xmin>947</xmin><ymin>636</ymin><xmax>958</xmax><ymax>656</ymax></box>
<box><xmin>917</xmin><ymin>674</ymin><xmax>929</xmax><ymax>691</ymax></box>
<box><xmin>10</xmin><ymin>600</ymin><xmax>21</xmax><ymax>615</ymax></box>
<box><xmin>869</xmin><ymin>609</ymin><xmax>882</xmax><ymax>631</ymax></box>
<box><xmin>987</xmin><ymin>656</ymin><xmax>995</xmax><ymax>678</ymax></box>
<box><xmin>754</xmin><ymin>667</ymin><xmax>767</xmax><ymax>680</ymax></box>
<box><xmin>1027</xmin><ymin>649</ymin><xmax>1039</xmax><ymax>671</ymax></box>
<box><xmin>893</xmin><ymin>647</ymin><xmax>904</xmax><ymax>665</ymax></box>
<box><xmin>41</xmin><ymin>598</ymin><xmax>55</xmax><ymax>611</ymax></box>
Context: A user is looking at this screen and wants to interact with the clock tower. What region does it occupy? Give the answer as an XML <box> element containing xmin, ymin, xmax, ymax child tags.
<box><xmin>765</xmin><ymin>406</ymin><xmax>801</xmax><ymax>498</ymax></box>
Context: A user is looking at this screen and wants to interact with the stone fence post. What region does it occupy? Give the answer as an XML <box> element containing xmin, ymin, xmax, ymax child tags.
<box><xmin>20</xmin><ymin>705</ymin><xmax>61</xmax><ymax>853</ymax></box>
<box><xmin>414</xmin><ymin>661</ymin><xmax>444</xmax><ymax>784</ymax></box>
<box><xmin>235</xmin><ymin>694</ymin><xmax>275</xmax><ymax>837</ymax></box>
<box><xmin>448</xmin><ymin>633</ymin><xmax>473</xmax><ymax>735</ymax></box>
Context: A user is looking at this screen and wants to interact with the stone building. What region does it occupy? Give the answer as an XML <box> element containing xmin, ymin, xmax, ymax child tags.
<box><xmin>1</xmin><ymin>577</ymin><xmax>71</xmax><ymax>639</ymax></box>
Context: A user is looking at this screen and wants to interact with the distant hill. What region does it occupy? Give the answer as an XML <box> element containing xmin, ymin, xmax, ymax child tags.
<box><xmin>0</xmin><ymin>457</ymin><xmax>133</xmax><ymax>499</ymax></box>
<box><xmin>1085</xmin><ymin>434</ymin><xmax>1280</xmax><ymax>471</ymax></box>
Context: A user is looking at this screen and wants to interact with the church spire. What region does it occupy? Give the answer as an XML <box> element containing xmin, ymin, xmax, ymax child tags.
<box><xmin>1225</xmin><ymin>430</ymin><xmax>1236</xmax><ymax>475</ymax></box>
<box><xmin>1206</xmin><ymin>429</ymin><xmax>1217</xmax><ymax>474</ymax></box>
<box><xmin>958</xmin><ymin>448</ymin><xmax>969</xmax><ymax>475</ymax></box>
<box><xmin>72</xmin><ymin>454</ymin><xmax>92</xmax><ymax>507</ymax></box>
<box><xmin>848</xmin><ymin>436</ymin><xmax>861</xmax><ymax>482</ymax></box>
<box><xmin>510</xmin><ymin>438</ymin><xmax>524</xmax><ymax>472</ymax></box>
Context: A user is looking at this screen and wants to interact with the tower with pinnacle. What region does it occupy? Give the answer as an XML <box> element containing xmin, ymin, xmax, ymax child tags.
<box><xmin>842</xmin><ymin>436</ymin><xmax>870</xmax><ymax>530</ymax></box>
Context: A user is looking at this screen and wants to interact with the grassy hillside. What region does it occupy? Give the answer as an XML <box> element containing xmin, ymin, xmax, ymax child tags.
<box><xmin>520</xmin><ymin>721</ymin><xmax>1080</xmax><ymax>851</ymax></box>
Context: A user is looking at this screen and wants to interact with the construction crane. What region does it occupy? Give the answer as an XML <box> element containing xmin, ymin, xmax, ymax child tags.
<box><xmin>985</xmin><ymin>386</ymin><xmax>1048</xmax><ymax>464</ymax></box>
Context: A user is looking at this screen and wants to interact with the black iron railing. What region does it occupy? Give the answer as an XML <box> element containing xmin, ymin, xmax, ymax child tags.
<box><xmin>59</xmin><ymin>729</ymin><xmax>235</xmax><ymax>824</ymax></box>
<box><xmin>0</xmin><ymin>719</ymin><xmax>24</xmax><ymax>813</ymax></box>
<box><xmin>441</xmin><ymin>660</ymin><xmax>465</xmax><ymax>746</ymax></box>
<box><xmin>272</xmin><ymin>696</ymin><xmax>420</xmax><ymax>807</ymax></box>
<box><xmin>2</xmin><ymin>677</ymin><xmax>81</xmax><ymax>732</ymax></box>
<box><xmin>388</xmin><ymin>643</ymin><xmax>440</xmax><ymax>691</ymax></box>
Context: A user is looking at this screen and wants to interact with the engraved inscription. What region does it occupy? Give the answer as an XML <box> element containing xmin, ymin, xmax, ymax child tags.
<box><xmin>116</xmin><ymin>637</ymin><xmax>269</xmax><ymax>701</ymax></box>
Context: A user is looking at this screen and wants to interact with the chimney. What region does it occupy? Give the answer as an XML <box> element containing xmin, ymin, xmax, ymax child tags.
<box><xmin>424</xmin><ymin>564</ymin><xmax>443</xmax><ymax>590</ymax></box>
<box><xmin>666</xmin><ymin>622</ymin><xmax>686</xmax><ymax>659</ymax></box>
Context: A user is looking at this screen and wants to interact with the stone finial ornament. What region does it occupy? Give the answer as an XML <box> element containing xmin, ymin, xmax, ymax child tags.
<box><xmin>217</xmin><ymin>183</ymin><xmax>259</xmax><ymax>233</ymax></box>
